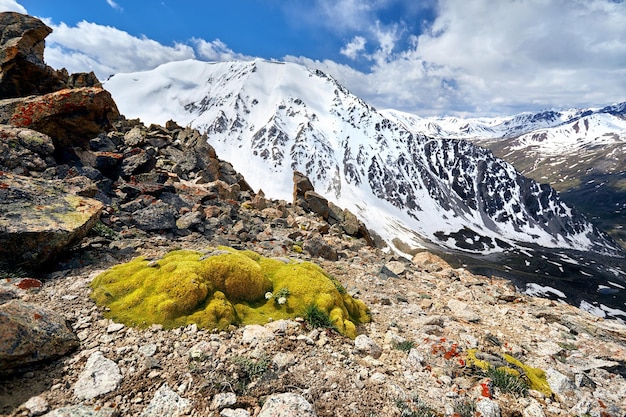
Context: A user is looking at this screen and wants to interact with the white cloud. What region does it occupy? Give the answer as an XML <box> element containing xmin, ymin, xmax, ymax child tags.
<box><xmin>44</xmin><ymin>20</ymin><xmax>195</xmax><ymax>80</ymax></box>
<box><xmin>408</xmin><ymin>0</ymin><xmax>626</xmax><ymax>114</ymax></box>
<box><xmin>0</xmin><ymin>0</ymin><xmax>27</xmax><ymax>13</ymax></box>
<box><xmin>106</xmin><ymin>0</ymin><xmax>123</xmax><ymax>11</ymax></box>
<box><xmin>292</xmin><ymin>0</ymin><xmax>626</xmax><ymax>116</ymax></box>
<box><xmin>8</xmin><ymin>0</ymin><xmax>624</xmax><ymax>116</ymax></box>
<box><xmin>192</xmin><ymin>38</ymin><xmax>251</xmax><ymax>62</ymax></box>
<box><xmin>306</xmin><ymin>0</ymin><xmax>378</xmax><ymax>32</ymax></box>
<box><xmin>369</xmin><ymin>21</ymin><xmax>401</xmax><ymax>65</ymax></box>
<box><xmin>340</xmin><ymin>36</ymin><xmax>367</xmax><ymax>60</ymax></box>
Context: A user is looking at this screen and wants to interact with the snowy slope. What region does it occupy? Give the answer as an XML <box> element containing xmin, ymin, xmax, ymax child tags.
<box><xmin>104</xmin><ymin>59</ymin><xmax>624</xmax><ymax>257</ymax></box>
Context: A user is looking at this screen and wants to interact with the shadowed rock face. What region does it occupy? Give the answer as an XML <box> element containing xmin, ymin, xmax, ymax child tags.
<box><xmin>0</xmin><ymin>300</ymin><xmax>79</xmax><ymax>372</ymax></box>
<box><xmin>0</xmin><ymin>12</ymin><xmax>119</xmax><ymax>153</ymax></box>
<box><xmin>0</xmin><ymin>171</ymin><xmax>103</xmax><ymax>268</ymax></box>
<box><xmin>0</xmin><ymin>12</ymin><xmax>66</xmax><ymax>98</ymax></box>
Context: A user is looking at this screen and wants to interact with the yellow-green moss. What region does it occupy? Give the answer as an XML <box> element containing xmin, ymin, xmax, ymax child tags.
<box><xmin>90</xmin><ymin>246</ymin><xmax>370</xmax><ymax>337</ymax></box>
<box><xmin>466</xmin><ymin>349</ymin><xmax>553</xmax><ymax>396</ymax></box>
<box><xmin>501</xmin><ymin>353</ymin><xmax>552</xmax><ymax>397</ymax></box>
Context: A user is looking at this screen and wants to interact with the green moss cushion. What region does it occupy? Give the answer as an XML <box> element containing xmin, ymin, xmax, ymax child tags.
<box><xmin>90</xmin><ymin>247</ymin><xmax>370</xmax><ymax>338</ymax></box>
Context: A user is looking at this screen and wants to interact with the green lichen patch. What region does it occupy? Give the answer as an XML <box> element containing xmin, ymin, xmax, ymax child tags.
<box><xmin>90</xmin><ymin>247</ymin><xmax>370</xmax><ymax>337</ymax></box>
<box><xmin>466</xmin><ymin>349</ymin><xmax>552</xmax><ymax>397</ymax></box>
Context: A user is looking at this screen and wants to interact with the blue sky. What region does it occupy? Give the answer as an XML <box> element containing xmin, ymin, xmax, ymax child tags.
<box><xmin>2</xmin><ymin>0</ymin><xmax>626</xmax><ymax>116</ymax></box>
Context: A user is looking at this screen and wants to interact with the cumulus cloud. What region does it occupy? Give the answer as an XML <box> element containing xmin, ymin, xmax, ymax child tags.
<box><xmin>192</xmin><ymin>38</ymin><xmax>252</xmax><ymax>62</ymax></box>
<box><xmin>0</xmin><ymin>0</ymin><xmax>27</xmax><ymax>13</ymax></box>
<box><xmin>341</xmin><ymin>36</ymin><xmax>367</xmax><ymax>60</ymax></box>
<box><xmin>292</xmin><ymin>0</ymin><xmax>626</xmax><ymax>115</ymax></box>
<box><xmin>8</xmin><ymin>0</ymin><xmax>624</xmax><ymax>116</ymax></box>
<box><xmin>410</xmin><ymin>0</ymin><xmax>626</xmax><ymax>113</ymax></box>
<box><xmin>44</xmin><ymin>20</ymin><xmax>195</xmax><ymax>80</ymax></box>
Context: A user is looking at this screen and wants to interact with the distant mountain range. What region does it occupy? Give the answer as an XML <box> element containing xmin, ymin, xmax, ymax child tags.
<box><xmin>383</xmin><ymin>103</ymin><xmax>626</xmax><ymax>248</ymax></box>
<box><xmin>104</xmin><ymin>59</ymin><xmax>626</xmax><ymax>319</ymax></box>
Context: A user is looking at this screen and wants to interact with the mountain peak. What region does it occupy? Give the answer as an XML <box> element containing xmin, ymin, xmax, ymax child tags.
<box><xmin>104</xmin><ymin>58</ymin><xmax>624</xmax><ymax>258</ymax></box>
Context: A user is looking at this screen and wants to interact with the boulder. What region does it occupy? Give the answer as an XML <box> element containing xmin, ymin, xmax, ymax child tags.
<box><xmin>303</xmin><ymin>190</ymin><xmax>329</xmax><ymax>220</ymax></box>
<box><xmin>74</xmin><ymin>351</ymin><xmax>122</xmax><ymax>400</ymax></box>
<box><xmin>0</xmin><ymin>87</ymin><xmax>119</xmax><ymax>150</ymax></box>
<box><xmin>327</xmin><ymin>201</ymin><xmax>344</xmax><ymax>224</ymax></box>
<box><xmin>132</xmin><ymin>200</ymin><xmax>177</xmax><ymax>231</ymax></box>
<box><xmin>0</xmin><ymin>124</ymin><xmax>55</xmax><ymax>175</ymax></box>
<box><xmin>292</xmin><ymin>170</ymin><xmax>314</xmax><ymax>205</ymax></box>
<box><xmin>0</xmin><ymin>12</ymin><xmax>64</xmax><ymax>98</ymax></box>
<box><xmin>0</xmin><ymin>300</ymin><xmax>79</xmax><ymax>372</ymax></box>
<box><xmin>0</xmin><ymin>171</ymin><xmax>103</xmax><ymax>268</ymax></box>
<box><xmin>292</xmin><ymin>171</ymin><xmax>374</xmax><ymax>245</ymax></box>
<box><xmin>258</xmin><ymin>393</ymin><xmax>317</xmax><ymax>417</ymax></box>
<box><xmin>411</xmin><ymin>251</ymin><xmax>451</xmax><ymax>272</ymax></box>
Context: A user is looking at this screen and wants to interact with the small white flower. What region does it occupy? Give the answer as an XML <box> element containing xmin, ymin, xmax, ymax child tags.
<box><xmin>277</xmin><ymin>296</ymin><xmax>287</xmax><ymax>305</ymax></box>
<box><xmin>265</xmin><ymin>292</ymin><xmax>273</xmax><ymax>300</ymax></box>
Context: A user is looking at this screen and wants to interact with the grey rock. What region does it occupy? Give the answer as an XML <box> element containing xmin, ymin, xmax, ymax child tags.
<box><xmin>545</xmin><ymin>368</ymin><xmax>574</xmax><ymax>397</ymax></box>
<box><xmin>0</xmin><ymin>300</ymin><xmax>79</xmax><ymax>372</ymax></box>
<box><xmin>121</xmin><ymin>149</ymin><xmax>153</xmax><ymax>177</ymax></box>
<box><xmin>272</xmin><ymin>352</ymin><xmax>296</xmax><ymax>370</ymax></box>
<box><xmin>42</xmin><ymin>405</ymin><xmax>117</xmax><ymax>417</ymax></box>
<box><xmin>220</xmin><ymin>409</ymin><xmax>250</xmax><ymax>417</ymax></box>
<box><xmin>22</xmin><ymin>395</ymin><xmax>49</xmax><ymax>416</ymax></box>
<box><xmin>141</xmin><ymin>383</ymin><xmax>191</xmax><ymax>417</ymax></box>
<box><xmin>406</xmin><ymin>349</ymin><xmax>425</xmax><ymax>368</ymax></box>
<box><xmin>241</xmin><ymin>324</ymin><xmax>275</xmax><ymax>346</ymax></box>
<box><xmin>0</xmin><ymin>125</ymin><xmax>54</xmax><ymax>175</ymax></box>
<box><xmin>384</xmin><ymin>260</ymin><xmax>407</xmax><ymax>276</ymax></box>
<box><xmin>133</xmin><ymin>201</ymin><xmax>177</xmax><ymax>231</ymax></box>
<box><xmin>522</xmin><ymin>401</ymin><xmax>546</xmax><ymax>417</ymax></box>
<box><xmin>139</xmin><ymin>343</ymin><xmax>158</xmax><ymax>357</ymax></box>
<box><xmin>475</xmin><ymin>398</ymin><xmax>500</xmax><ymax>417</ymax></box>
<box><xmin>123</xmin><ymin>127</ymin><xmax>146</xmax><ymax>147</ymax></box>
<box><xmin>380</xmin><ymin>265</ymin><xmax>399</xmax><ymax>279</ymax></box>
<box><xmin>211</xmin><ymin>392</ymin><xmax>237</xmax><ymax>410</ymax></box>
<box><xmin>258</xmin><ymin>393</ymin><xmax>317</xmax><ymax>417</ymax></box>
<box><xmin>303</xmin><ymin>234</ymin><xmax>338</xmax><ymax>261</ymax></box>
<box><xmin>176</xmin><ymin>211</ymin><xmax>204</xmax><ymax>230</ymax></box>
<box><xmin>354</xmin><ymin>334</ymin><xmax>382</xmax><ymax>359</ymax></box>
<box><xmin>74</xmin><ymin>351</ymin><xmax>122</xmax><ymax>400</ymax></box>
<box><xmin>447</xmin><ymin>299</ymin><xmax>480</xmax><ymax>322</ymax></box>
<box><xmin>106</xmin><ymin>322</ymin><xmax>124</xmax><ymax>333</ymax></box>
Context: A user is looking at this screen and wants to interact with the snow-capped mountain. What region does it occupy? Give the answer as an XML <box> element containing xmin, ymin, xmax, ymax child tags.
<box><xmin>383</xmin><ymin>104</ymin><xmax>626</xmax><ymax>250</ymax></box>
<box><xmin>384</xmin><ymin>102</ymin><xmax>626</xmax><ymax>144</ymax></box>
<box><xmin>104</xmin><ymin>59</ymin><xmax>624</xmax><ymax>259</ymax></box>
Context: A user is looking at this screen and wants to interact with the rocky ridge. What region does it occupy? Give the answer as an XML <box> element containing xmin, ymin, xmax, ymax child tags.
<box><xmin>0</xmin><ymin>11</ymin><xmax>625</xmax><ymax>417</ymax></box>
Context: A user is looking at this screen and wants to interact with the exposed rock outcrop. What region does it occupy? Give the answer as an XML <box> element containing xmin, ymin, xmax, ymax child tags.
<box><xmin>0</xmin><ymin>171</ymin><xmax>103</xmax><ymax>268</ymax></box>
<box><xmin>0</xmin><ymin>300</ymin><xmax>79</xmax><ymax>372</ymax></box>
<box><xmin>0</xmin><ymin>12</ymin><xmax>100</xmax><ymax>99</ymax></box>
<box><xmin>0</xmin><ymin>87</ymin><xmax>119</xmax><ymax>150</ymax></box>
<box><xmin>293</xmin><ymin>170</ymin><xmax>374</xmax><ymax>246</ymax></box>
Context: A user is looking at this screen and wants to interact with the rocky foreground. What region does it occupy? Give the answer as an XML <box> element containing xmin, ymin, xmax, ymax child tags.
<box><xmin>0</xmin><ymin>11</ymin><xmax>625</xmax><ymax>417</ymax></box>
<box><xmin>1</xmin><ymin>183</ymin><xmax>625</xmax><ymax>417</ymax></box>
